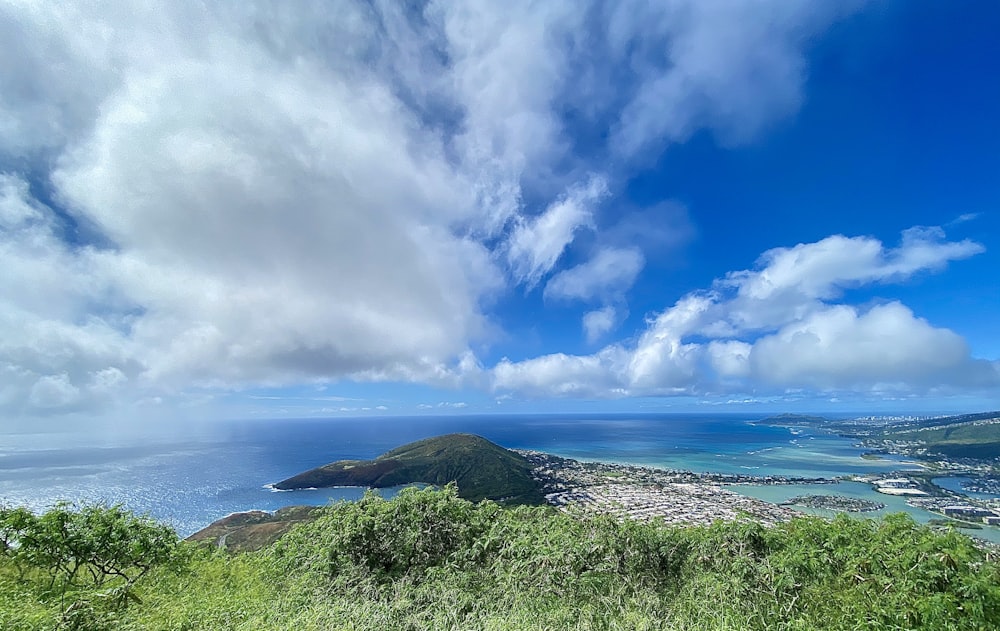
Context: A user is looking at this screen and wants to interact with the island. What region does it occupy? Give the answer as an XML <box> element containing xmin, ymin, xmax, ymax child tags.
<box><xmin>780</xmin><ymin>495</ymin><xmax>885</xmax><ymax>512</ymax></box>
<box><xmin>272</xmin><ymin>433</ymin><xmax>546</xmax><ymax>505</ymax></box>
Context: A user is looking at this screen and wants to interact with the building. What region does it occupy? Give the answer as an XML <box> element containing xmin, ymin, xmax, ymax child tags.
<box><xmin>942</xmin><ymin>505</ymin><xmax>996</xmax><ymax>520</ymax></box>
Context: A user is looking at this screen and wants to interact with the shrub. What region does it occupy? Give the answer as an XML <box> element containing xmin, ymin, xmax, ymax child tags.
<box><xmin>0</xmin><ymin>502</ymin><xmax>182</xmax><ymax>604</ymax></box>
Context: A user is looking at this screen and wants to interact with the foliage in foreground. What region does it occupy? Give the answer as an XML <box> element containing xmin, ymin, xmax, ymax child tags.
<box><xmin>0</xmin><ymin>502</ymin><xmax>184</xmax><ymax>630</ymax></box>
<box><xmin>2</xmin><ymin>486</ymin><xmax>999</xmax><ymax>630</ymax></box>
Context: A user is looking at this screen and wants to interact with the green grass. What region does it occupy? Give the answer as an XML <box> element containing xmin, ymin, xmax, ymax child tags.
<box><xmin>881</xmin><ymin>420</ymin><xmax>1000</xmax><ymax>459</ymax></box>
<box><xmin>3</xmin><ymin>486</ymin><xmax>999</xmax><ymax>630</ymax></box>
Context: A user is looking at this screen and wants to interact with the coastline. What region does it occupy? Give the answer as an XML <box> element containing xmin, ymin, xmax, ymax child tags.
<box><xmin>519</xmin><ymin>448</ymin><xmax>1000</xmax><ymax>544</ymax></box>
<box><xmin>6</xmin><ymin>413</ymin><xmax>997</xmax><ymax>541</ymax></box>
<box><xmin>202</xmin><ymin>447</ymin><xmax>1000</xmax><ymax>547</ymax></box>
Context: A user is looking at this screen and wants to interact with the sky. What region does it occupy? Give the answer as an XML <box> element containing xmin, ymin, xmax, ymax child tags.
<box><xmin>1</xmin><ymin>0</ymin><xmax>998</xmax><ymax>426</ymax></box>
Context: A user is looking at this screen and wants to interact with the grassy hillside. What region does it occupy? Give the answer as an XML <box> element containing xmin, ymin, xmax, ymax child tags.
<box><xmin>186</xmin><ymin>505</ymin><xmax>321</xmax><ymax>552</ymax></box>
<box><xmin>273</xmin><ymin>433</ymin><xmax>544</xmax><ymax>504</ymax></box>
<box><xmin>880</xmin><ymin>411</ymin><xmax>1000</xmax><ymax>433</ymax></box>
<box><xmin>2</xmin><ymin>487</ymin><xmax>998</xmax><ymax>630</ymax></box>
<box><xmin>756</xmin><ymin>411</ymin><xmax>1000</xmax><ymax>460</ymax></box>
<box><xmin>876</xmin><ymin>414</ymin><xmax>1000</xmax><ymax>459</ymax></box>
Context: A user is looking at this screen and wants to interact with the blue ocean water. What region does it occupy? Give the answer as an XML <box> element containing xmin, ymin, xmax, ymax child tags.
<box><xmin>0</xmin><ymin>414</ymin><xmax>927</xmax><ymax>536</ymax></box>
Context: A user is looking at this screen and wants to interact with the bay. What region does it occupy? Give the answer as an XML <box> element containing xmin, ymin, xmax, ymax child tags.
<box><xmin>0</xmin><ymin>413</ymin><xmax>971</xmax><ymax>538</ymax></box>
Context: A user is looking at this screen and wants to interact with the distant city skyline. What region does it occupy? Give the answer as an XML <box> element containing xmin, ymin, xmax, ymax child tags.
<box><xmin>1</xmin><ymin>1</ymin><xmax>998</xmax><ymax>426</ymax></box>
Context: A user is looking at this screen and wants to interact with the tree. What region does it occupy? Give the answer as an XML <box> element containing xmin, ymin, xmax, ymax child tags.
<box><xmin>0</xmin><ymin>502</ymin><xmax>181</xmax><ymax>604</ymax></box>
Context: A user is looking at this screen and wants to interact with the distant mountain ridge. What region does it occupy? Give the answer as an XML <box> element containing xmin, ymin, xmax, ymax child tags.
<box><xmin>273</xmin><ymin>433</ymin><xmax>545</xmax><ymax>505</ymax></box>
<box><xmin>870</xmin><ymin>412</ymin><xmax>1000</xmax><ymax>460</ymax></box>
<box><xmin>753</xmin><ymin>413</ymin><xmax>831</xmax><ymax>426</ymax></box>
<box><xmin>756</xmin><ymin>410</ymin><xmax>1000</xmax><ymax>461</ymax></box>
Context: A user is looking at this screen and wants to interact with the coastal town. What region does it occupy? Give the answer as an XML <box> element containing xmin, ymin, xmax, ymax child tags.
<box><xmin>518</xmin><ymin>450</ymin><xmax>1000</xmax><ymax>534</ymax></box>
<box><xmin>519</xmin><ymin>450</ymin><xmax>816</xmax><ymax>526</ymax></box>
<box><xmin>852</xmin><ymin>474</ymin><xmax>1000</xmax><ymax>527</ymax></box>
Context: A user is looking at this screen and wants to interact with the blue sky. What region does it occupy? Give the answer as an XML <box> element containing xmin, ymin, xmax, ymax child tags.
<box><xmin>1</xmin><ymin>1</ymin><xmax>998</xmax><ymax>425</ymax></box>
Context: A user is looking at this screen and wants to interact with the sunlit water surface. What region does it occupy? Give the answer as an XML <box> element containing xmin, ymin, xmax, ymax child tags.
<box><xmin>2</xmin><ymin>414</ymin><xmax>996</xmax><ymax>542</ymax></box>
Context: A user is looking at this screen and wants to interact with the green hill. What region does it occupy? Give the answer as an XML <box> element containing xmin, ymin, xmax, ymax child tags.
<box><xmin>879</xmin><ymin>411</ymin><xmax>1000</xmax><ymax>433</ymax></box>
<box><xmin>272</xmin><ymin>433</ymin><xmax>545</xmax><ymax>505</ymax></box>
<box><xmin>876</xmin><ymin>413</ymin><xmax>1000</xmax><ymax>459</ymax></box>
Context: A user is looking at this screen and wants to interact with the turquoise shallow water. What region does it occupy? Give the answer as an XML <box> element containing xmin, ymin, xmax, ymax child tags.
<box><xmin>0</xmin><ymin>413</ymin><xmax>991</xmax><ymax>538</ymax></box>
<box><xmin>932</xmin><ymin>476</ymin><xmax>1000</xmax><ymax>500</ymax></box>
<box><xmin>729</xmin><ymin>481</ymin><xmax>1000</xmax><ymax>544</ymax></box>
<box><xmin>729</xmin><ymin>481</ymin><xmax>932</xmax><ymax>521</ymax></box>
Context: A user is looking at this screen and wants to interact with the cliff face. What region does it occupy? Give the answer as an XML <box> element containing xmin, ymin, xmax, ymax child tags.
<box><xmin>272</xmin><ymin>433</ymin><xmax>545</xmax><ymax>505</ymax></box>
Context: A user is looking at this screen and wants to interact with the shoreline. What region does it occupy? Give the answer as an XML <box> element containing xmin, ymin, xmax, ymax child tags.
<box><xmin>189</xmin><ymin>447</ymin><xmax>1000</xmax><ymax>547</ymax></box>
<box><xmin>518</xmin><ymin>449</ymin><xmax>1000</xmax><ymax>543</ymax></box>
<box><xmin>520</xmin><ymin>449</ymin><xmax>823</xmax><ymax>526</ymax></box>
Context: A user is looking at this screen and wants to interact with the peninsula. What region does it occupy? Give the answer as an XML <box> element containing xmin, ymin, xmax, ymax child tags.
<box><xmin>273</xmin><ymin>433</ymin><xmax>545</xmax><ymax>505</ymax></box>
<box><xmin>207</xmin><ymin>429</ymin><xmax>1000</xmax><ymax>553</ymax></box>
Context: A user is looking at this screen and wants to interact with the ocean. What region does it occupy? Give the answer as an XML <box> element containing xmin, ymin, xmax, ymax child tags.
<box><xmin>2</xmin><ymin>413</ymin><xmax>996</xmax><ymax>540</ymax></box>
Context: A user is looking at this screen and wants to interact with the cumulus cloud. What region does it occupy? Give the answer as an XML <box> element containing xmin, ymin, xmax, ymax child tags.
<box><xmin>0</xmin><ymin>175</ymin><xmax>135</xmax><ymax>416</ymax></box>
<box><xmin>728</xmin><ymin>228</ymin><xmax>983</xmax><ymax>301</ymax></box>
<box><xmin>710</xmin><ymin>229</ymin><xmax>984</xmax><ymax>335</ymax></box>
<box><xmin>0</xmin><ymin>1</ymin><xmax>879</xmax><ymax>417</ymax></box>
<box><xmin>747</xmin><ymin>303</ymin><xmax>973</xmax><ymax>389</ymax></box>
<box><xmin>492</xmin><ymin>228</ymin><xmax>997</xmax><ymax>399</ymax></box>
<box><xmin>493</xmin><ymin>347</ymin><xmax>630</xmax><ymax>398</ymax></box>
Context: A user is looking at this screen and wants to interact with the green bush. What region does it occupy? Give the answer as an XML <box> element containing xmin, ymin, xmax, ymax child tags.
<box><xmin>0</xmin><ymin>502</ymin><xmax>182</xmax><ymax>607</ymax></box>
<box><xmin>3</xmin><ymin>489</ymin><xmax>999</xmax><ymax>630</ymax></box>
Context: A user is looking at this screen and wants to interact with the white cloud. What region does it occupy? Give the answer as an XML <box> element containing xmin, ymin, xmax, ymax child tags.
<box><xmin>493</xmin><ymin>347</ymin><xmax>630</xmax><ymax>398</ymax></box>
<box><xmin>713</xmin><ymin>229</ymin><xmax>983</xmax><ymax>335</ymax></box>
<box><xmin>948</xmin><ymin>212</ymin><xmax>979</xmax><ymax>225</ymax></box>
<box><xmin>433</xmin><ymin>1</ymin><xmax>585</xmax><ymax>233</ymax></box>
<box><xmin>618</xmin><ymin>293</ymin><xmax>716</xmax><ymax>393</ymax></box>
<box><xmin>492</xmin><ymin>228</ymin><xmax>997</xmax><ymax>399</ymax></box>
<box><xmin>0</xmin><ymin>175</ymin><xmax>136</xmax><ymax>416</ymax></box>
<box><xmin>734</xmin><ymin>227</ymin><xmax>982</xmax><ymax>300</ymax></box>
<box><xmin>608</xmin><ymin>1</ymin><xmax>858</xmax><ymax>157</ymax></box>
<box><xmin>747</xmin><ymin>303</ymin><xmax>973</xmax><ymax>389</ymax></box>
<box><xmin>28</xmin><ymin>374</ymin><xmax>80</xmax><ymax>410</ymax></box>
<box><xmin>506</xmin><ymin>175</ymin><xmax>608</xmax><ymax>287</ymax></box>
<box><xmin>0</xmin><ymin>1</ymin><xmax>894</xmax><ymax>417</ymax></box>
<box><xmin>33</xmin><ymin>6</ymin><xmax>504</xmax><ymax>391</ymax></box>
<box><xmin>582</xmin><ymin>306</ymin><xmax>618</xmax><ymax>343</ymax></box>
<box><xmin>707</xmin><ymin>341</ymin><xmax>752</xmax><ymax>378</ymax></box>
<box><xmin>0</xmin><ymin>176</ymin><xmax>43</xmax><ymax>226</ymax></box>
<box><xmin>545</xmin><ymin>247</ymin><xmax>644</xmax><ymax>303</ymax></box>
<box><xmin>0</xmin><ymin>5</ymin><xmax>504</xmax><ymax>417</ymax></box>
<box><xmin>0</xmin><ymin>2</ymin><xmax>122</xmax><ymax>157</ymax></box>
